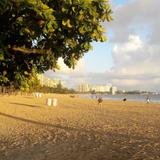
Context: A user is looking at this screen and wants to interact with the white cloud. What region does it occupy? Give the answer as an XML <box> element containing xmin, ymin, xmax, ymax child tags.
<box><xmin>106</xmin><ymin>33</ymin><xmax>160</xmax><ymax>91</ymax></box>
<box><xmin>112</xmin><ymin>35</ymin><xmax>143</xmax><ymax>66</ymax></box>
<box><xmin>109</xmin><ymin>0</ymin><xmax>160</xmax><ymax>43</ymax></box>
<box><xmin>45</xmin><ymin>58</ymin><xmax>86</xmax><ymax>88</ymax></box>
<box><xmin>56</xmin><ymin>58</ymin><xmax>85</xmax><ymax>74</ymax></box>
<box><xmin>103</xmin><ymin>0</ymin><xmax>160</xmax><ymax>91</ymax></box>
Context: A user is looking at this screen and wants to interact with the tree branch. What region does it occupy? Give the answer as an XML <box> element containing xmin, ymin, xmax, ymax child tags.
<box><xmin>11</xmin><ymin>47</ymin><xmax>50</xmax><ymax>55</ymax></box>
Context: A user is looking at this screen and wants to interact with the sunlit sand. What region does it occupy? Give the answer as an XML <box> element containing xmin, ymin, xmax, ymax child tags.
<box><xmin>0</xmin><ymin>94</ymin><xmax>160</xmax><ymax>160</ymax></box>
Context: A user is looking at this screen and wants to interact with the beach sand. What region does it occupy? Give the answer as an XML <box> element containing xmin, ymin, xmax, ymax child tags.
<box><xmin>0</xmin><ymin>94</ymin><xmax>160</xmax><ymax>160</ymax></box>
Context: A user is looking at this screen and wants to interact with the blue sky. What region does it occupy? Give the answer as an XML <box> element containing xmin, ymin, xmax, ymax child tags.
<box><xmin>83</xmin><ymin>0</ymin><xmax>128</xmax><ymax>73</ymax></box>
<box><xmin>112</xmin><ymin>0</ymin><xmax>128</xmax><ymax>5</ymax></box>
<box><xmin>84</xmin><ymin>42</ymin><xmax>113</xmax><ymax>72</ymax></box>
<box><xmin>47</xmin><ymin>0</ymin><xmax>160</xmax><ymax>91</ymax></box>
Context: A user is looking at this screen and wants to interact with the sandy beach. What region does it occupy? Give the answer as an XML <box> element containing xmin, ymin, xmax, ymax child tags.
<box><xmin>0</xmin><ymin>94</ymin><xmax>160</xmax><ymax>160</ymax></box>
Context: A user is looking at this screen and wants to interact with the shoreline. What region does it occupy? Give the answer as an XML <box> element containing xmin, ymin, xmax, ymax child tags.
<box><xmin>79</xmin><ymin>93</ymin><xmax>160</xmax><ymax>103</ymax></box>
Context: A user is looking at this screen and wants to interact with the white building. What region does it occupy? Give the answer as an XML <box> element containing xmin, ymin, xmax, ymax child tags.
<box><xmin>104</xmin><ymin>85</ymin><xmax>112</xmax><ymax>92</ymax></box>
<box><xmin>110</xmin><ymin>86</ymin><xmax>117</xmax><ymax>95</ymax></box>
<box><xmin>37</xmin><ymin>74</ymin><xmax>65</xmax><ymax>88</ymax></box>
<box><xmin>77</xmin><ymin>83</ymin><xmax>117</xmax><ymax>94</ymax></box>
<box><xmin>91</xmin><ymin>85</ymin><xmax>112</xmax><ymax>93</ymax></box>
<box><xmin>77</xmin><ymin>83</ymin><xmax>90</xmax><ymax>93</ymax></box>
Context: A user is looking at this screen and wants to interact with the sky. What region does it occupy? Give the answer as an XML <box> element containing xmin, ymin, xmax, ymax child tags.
<box><xmin>46</xmin><ymin>0</ymin><xmax>160</xmax><ymax>92</ymax></box>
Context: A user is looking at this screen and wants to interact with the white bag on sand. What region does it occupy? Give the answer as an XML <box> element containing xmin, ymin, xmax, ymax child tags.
<box><xmin>39</xmin><ymin>93</ymin><xmax>42</xmax><ymax>98</ymax></box>
<box><xmin>46</xmin><ymin>98</ymin><xmax>58</xmax><ymax>106</ymax></box>
<box><xmin>52</xmin><ymin>98</ymin><xmax>57</xmax><ymax>106</ymax></box>
<box><xmin>34</xmin><ymin>92</ymin><xmax>42</xmax><ymax>98</ymax></box>
<box><xmin>46</xmin><ymin>98</ymin><xmax>52</xmax><ymax>106</ymax></box>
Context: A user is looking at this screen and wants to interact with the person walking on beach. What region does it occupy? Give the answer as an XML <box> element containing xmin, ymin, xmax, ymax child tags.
<box><xmin>146</xmin><ymin>96</ymin><xmax>150</xmax><ymax>103</ymax></box>
<box><xmin>123</xmin><ymin>98</ymin><xmax>127</xmax><ymax>102</ymax></box>
<box><xmin>98</xmin><ymin>97</ymin><xmax>103</xmax><ymax>106</ymax></box>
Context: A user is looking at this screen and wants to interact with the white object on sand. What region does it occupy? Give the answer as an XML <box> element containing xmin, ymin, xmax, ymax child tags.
<box><xmin>52</xmin><ymin>98</ymin><xmax>57</xmax><ymax>106</ymax></box>
<box><xmin>39</xmin><ymin>93</ymin><xmax>42</xmax><ymax>98</ymax></box>
<box><xmin>34</xmin><ymin>92</ymin><xmax>42</xmax><ymax>98</ymax></box>
<box><xmin>46</xmin><ymin>98</ymin><xmax>52</xmax><ymax>106</ymax></box>
<box><xmin>46</xmin><ymin>98</ymin><xmax>58</xmax><ymax>106</ymax></box>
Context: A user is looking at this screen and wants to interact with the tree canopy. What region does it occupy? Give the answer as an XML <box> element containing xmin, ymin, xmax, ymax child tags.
<box><xmin>0</xmin><ymin>0</ymin><xmax>112</xmax><ymax>91</ymax></box>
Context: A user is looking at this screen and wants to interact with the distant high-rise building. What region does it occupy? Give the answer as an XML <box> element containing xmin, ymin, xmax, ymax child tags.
<box><xmin>104</xmin><ymin>85</ymin><xmax>112</xmax><ymax>92</ymax></box>
<box><xmin>77</xmin><ymin>83</ymin><xmax>116</xmax><ymax>93</ymax></box>
<box><xmin>37</xmin><ymin>74</ymin><xmax>65</xmax><ymax>88</ymax></box>
<box><xmin>90</xmin><ymin>84</ymin><xmax>112</xmax><ymax>93</ymax></box>
<box><xmin>110</xmin><ymin>86</ymin><xmax>117</xmax><ymax>95</ymax></box>
<box><xmin>77</xmin><ymin>83</ymin><xmax>90</xmax><ymax>93</ymax></box>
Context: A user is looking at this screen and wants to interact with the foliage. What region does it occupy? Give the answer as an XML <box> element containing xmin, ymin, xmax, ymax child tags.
<box><xmin>0</xmin><ymin>0</ymin><xmax>112</xmax><ymax>90</ymax></box>
<box><xmin>39</xmin><ymin>85</ymin><xmax>76</xmax><ymax>94</ymax></box>
<box><xmin>0</xmin><ymin>0</ymin><xmax>11</xmax><ymax>15</ymax></box>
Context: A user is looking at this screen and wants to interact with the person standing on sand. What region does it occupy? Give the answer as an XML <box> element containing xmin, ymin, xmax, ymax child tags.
<box><xmin>98</xmin><ymin>97</ymin><xmax>103</xmax><ymax>106</ymax></box>
<box><xmin>123</xmin><ymin>98</ymin><xmax>127</xmax><ymax>102</ymax></box>
<box><xmin>146</xmin><ymin>96</ymin><xmax>150</xmax><ymax>103</ymax></box>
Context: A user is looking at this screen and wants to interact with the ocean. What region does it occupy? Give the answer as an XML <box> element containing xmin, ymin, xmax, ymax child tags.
<box><xmin>80</xmin><ymin>94</ymin><xmax>160</xmax><ymax>103</ymax></box>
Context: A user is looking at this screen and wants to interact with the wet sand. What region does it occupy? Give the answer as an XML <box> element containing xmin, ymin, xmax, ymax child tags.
<box><xmin>0</xmin><ymin>94</ymin><xmax>160</xmax><ymax>160</ymax></box>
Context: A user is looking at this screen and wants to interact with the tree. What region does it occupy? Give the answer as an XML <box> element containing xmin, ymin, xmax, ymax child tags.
<box><xmin>0</xmin><ymin>0</ymin><xmax>10</xmax><ymax>14</ymax></box>
<box><xmin>0</xmin><ymin>0</ymin><xmax>112</xmax><ymax>91</ymax></box>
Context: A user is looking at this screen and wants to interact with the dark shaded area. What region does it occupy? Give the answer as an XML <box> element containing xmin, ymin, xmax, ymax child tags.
<box><xmin>0</xmin><ymin>111</ymin><xmax>158</xmax><ymax>160</ymax></box>
<box><xmin>0</xmin><ymin>111</ymin><xmax>93</xmax><ymax>134</ymax></box>
<box><xmin>10</xmin><ymin>103</ymin><xmax>40</xmax><ymax>108</ymax></box>
<box><xmin>23</xmin><ymin>96</ymin><xmax>34</xmax><ymax>99</ymax></box>
<box><xmin>0</xmin><ymin>111</ymin><xmax>152</xmax><ymax>141</ymax></box>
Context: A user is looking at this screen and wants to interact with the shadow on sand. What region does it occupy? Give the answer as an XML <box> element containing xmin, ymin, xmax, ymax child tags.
<box><xmin>10</xmin><ymin>102</ymin><xmax>40</xmax><ymax>108</ymax></box>
<box><xmin>0</xmin><ymin>111</ymin><xmax>93</xmax><ymax>134</ymax></box>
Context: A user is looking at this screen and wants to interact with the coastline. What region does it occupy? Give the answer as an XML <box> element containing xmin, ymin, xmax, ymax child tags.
<box><xmin>79</xmin><ymin>93</ymin><xmax>160</xmax><ymax>103</ymax></box>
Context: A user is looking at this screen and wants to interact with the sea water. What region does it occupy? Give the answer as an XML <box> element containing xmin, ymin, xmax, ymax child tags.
<box><xmin>80</xmin><ymin>94</ymin><xmax>160</xmax><ymax>103</ymax></box>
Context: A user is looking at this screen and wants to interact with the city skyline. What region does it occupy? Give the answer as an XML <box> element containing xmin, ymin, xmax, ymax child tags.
<box><xmin>46</xmin><ymin>0</ymin><xmax>160</xmax><ymax>92</ymax></box>
<box><xmin>76</xmin><ymin>83</ymin><xmax>117</xmax><ymax>95</ymax></box>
